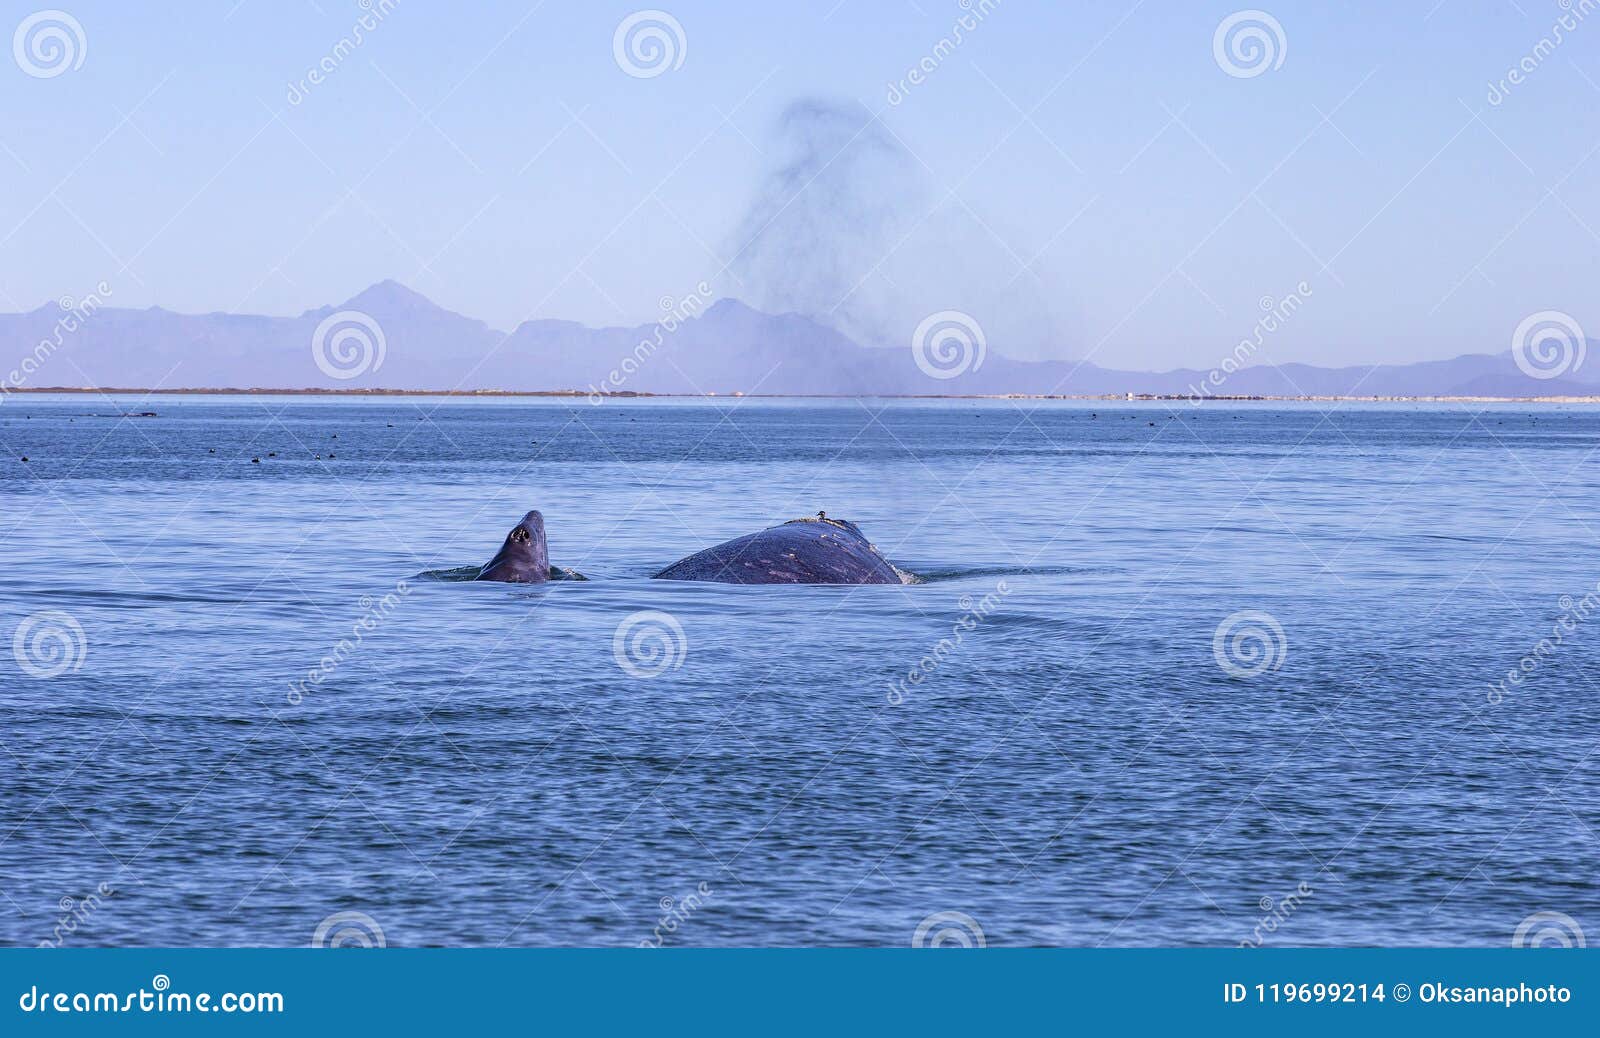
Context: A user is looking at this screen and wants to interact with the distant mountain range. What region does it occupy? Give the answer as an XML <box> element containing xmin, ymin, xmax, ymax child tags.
<box><xmin>4</xmin><ymin>280</ymin><xmax>1596</xmax><ymax>398</ymax></box>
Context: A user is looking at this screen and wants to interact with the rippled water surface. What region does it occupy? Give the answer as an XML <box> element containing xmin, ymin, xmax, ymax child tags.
<box><xmin>2</xmin><ymin>396</ymin><xmax>1598</xmax><ymax>947</ymax></box>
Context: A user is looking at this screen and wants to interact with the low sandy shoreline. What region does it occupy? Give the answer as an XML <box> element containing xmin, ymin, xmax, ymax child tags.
<box><xmin>5</xmin><ymin>386</ymin><xmax>1600</xmax><ymax>404</ymax></box>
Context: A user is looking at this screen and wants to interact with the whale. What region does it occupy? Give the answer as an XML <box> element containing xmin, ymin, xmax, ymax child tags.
<box><xmin>653</xmin><ymin>513</ymin><xmax>909</xmax><ymax>585</ymax></box>
<box><xmin>476</xmin><ymin>509</ymin><xmax>584</xmax><ymax>583</ymax></box>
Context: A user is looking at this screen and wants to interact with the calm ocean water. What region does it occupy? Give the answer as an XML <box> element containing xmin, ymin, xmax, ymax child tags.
<box><xmin>1</xmin><ymin>396</ymin><xmax>1597</xmax><ymax>947</ymax></box>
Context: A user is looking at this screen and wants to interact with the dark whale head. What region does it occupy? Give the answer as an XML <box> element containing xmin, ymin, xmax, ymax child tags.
<box><xmin>476</xmin><ymin>510</ymin><xmax>551</xmax><ymax>583</ymax></box>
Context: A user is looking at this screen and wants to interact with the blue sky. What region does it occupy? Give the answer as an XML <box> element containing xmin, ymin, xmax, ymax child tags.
<box><xmin>1</xmin><ymin>0</ymin><xmax>1596</xmax><ymax>370</ymax></box>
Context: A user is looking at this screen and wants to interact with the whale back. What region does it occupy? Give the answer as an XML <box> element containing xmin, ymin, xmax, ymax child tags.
<box><xmin>476</xmin><ymin>510</ymin><xmax>551</xmax><ymax>583</ymax></box>
<box><xmin>653</xmin><ymin>517</ymin><xmax>903</xmax><ymax>585</ymax></box>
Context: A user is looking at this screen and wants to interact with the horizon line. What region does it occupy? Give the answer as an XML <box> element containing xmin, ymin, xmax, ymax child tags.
<box><xmin>4</xmin><ymin>279</ymin><xmax>1546</xmax><ymax>376</ymax></box>
<box><xmin>6</xmin><ymin>387</ymin><xmax>1600</xmax><ymax>404</ymax></box>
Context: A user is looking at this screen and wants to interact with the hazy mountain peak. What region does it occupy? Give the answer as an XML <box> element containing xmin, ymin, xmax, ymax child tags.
<box><xmin>703</xmin><ymin>297</ymin><xmax>761</xmax><ymax>319</ymax></box>
<box><xmin>337</xmin><ymin>279</ymin><xmax>446</xmax><ymax>315</ymax></box>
